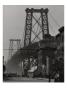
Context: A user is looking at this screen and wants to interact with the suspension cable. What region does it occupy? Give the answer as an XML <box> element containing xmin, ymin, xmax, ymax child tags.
<box><xmin>49</xmin><ymin>12</ymin><xmax>60</xmax><ymax>27</ymax></box>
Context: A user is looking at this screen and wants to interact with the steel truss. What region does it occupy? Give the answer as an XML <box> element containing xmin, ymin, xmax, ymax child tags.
<box><xmin>24</xmin><ymin>8</ymin><xmax>49</xmax><ymax>46</ymax></box>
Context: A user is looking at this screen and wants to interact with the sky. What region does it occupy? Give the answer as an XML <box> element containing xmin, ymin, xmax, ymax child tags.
<box><xmin>3</xmin><ymin>5</ymin><xmax>64</xmax><ymax>62</ymax></box>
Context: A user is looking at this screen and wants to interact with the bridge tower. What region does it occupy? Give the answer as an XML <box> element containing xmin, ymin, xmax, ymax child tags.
<box><xmin>24</xmin><ymin>8</ymin><xmax>49</xmax><ymax>47</ymax></box>
<box><xmin>8</xmin><ymin>39</ymin><xmax>21</xmax><ymax>59</ymax></box>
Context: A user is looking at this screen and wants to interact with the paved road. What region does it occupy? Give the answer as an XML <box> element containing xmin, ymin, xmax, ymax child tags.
<box><xmin>4</xmin><ymin>77</ymin><xmax>54</xmax><ymax>82</ymax></box>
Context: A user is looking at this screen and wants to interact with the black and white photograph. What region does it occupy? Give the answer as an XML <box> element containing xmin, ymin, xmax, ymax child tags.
<box><xmin>3</xmin><ymin>5</ymin><xmax>64</xmax><ymax>82</ymax></box>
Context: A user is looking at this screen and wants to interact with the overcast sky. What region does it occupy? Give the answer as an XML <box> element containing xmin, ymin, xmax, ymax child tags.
<box><xmin>3</xmin><ymin>5</ymin><xmax>64</xmax><ymax>62</ymax></box>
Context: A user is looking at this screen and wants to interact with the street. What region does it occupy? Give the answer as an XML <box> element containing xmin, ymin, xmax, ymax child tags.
<box><xmin>4</xmin><ymin>76</ymin><xmax>54</xmax><ymax>82</ymax></box>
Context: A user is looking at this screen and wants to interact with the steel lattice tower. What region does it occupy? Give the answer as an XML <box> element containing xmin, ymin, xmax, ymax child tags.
<box><xmin>8</xmin><ymin>39</ymin><xmax>21</xmax><ymax>59</ymax></box>
<box><xmin>24</xmin><ymin>8</ymin><xmax>49</xmax><ymax>47</ymax></box>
